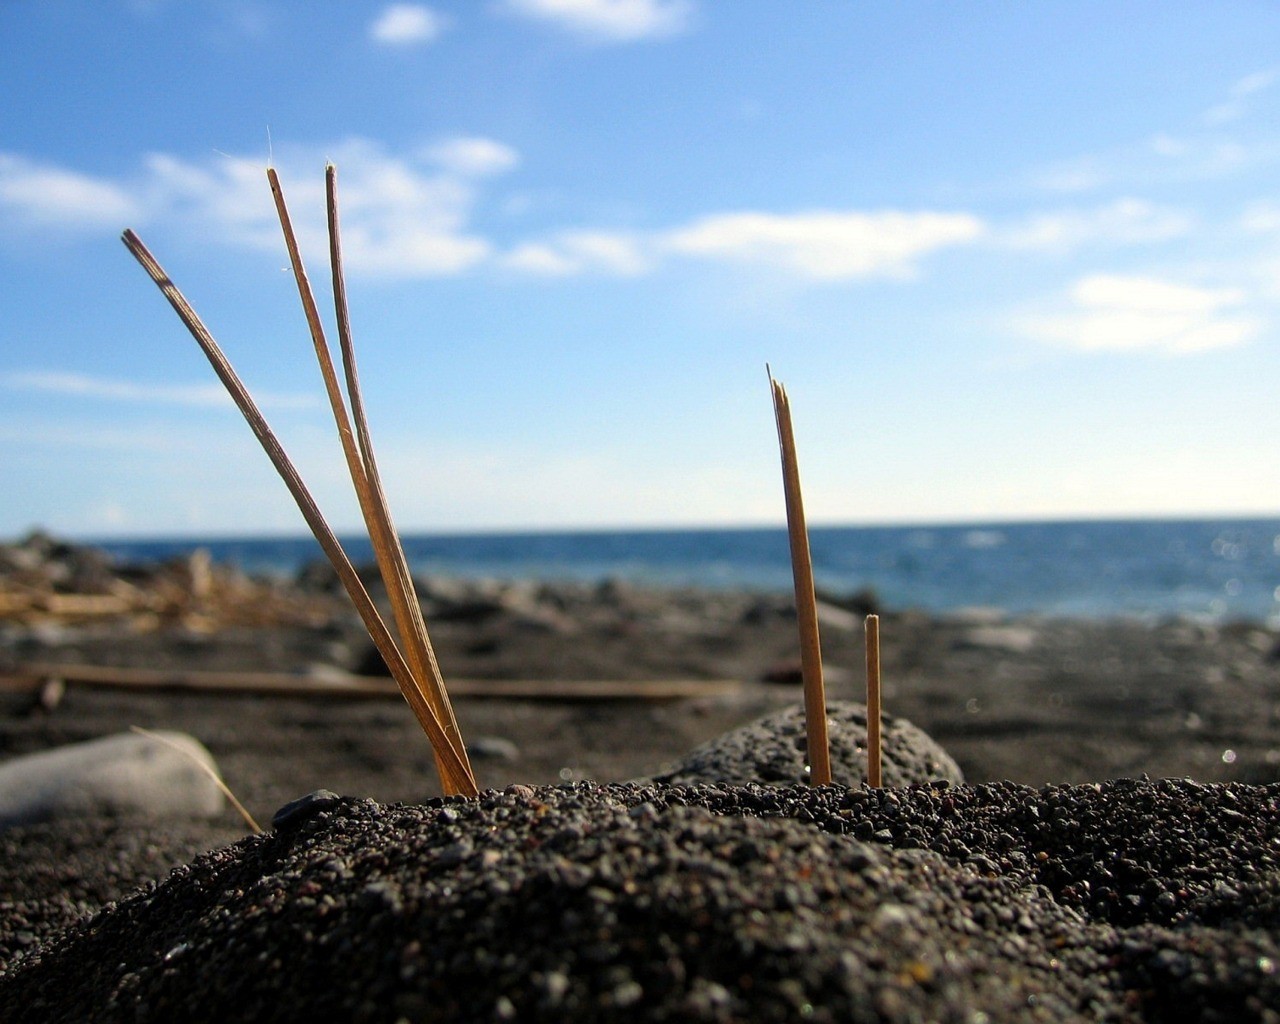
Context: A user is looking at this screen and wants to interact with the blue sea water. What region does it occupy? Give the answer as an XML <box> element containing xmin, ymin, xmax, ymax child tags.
<box><xmin>93</xmin><ymin>518</ymin><xmax>1280</xmax><ymax>625</ymax></box>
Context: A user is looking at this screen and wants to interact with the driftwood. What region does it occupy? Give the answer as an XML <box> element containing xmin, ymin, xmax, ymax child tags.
<box><xmin>0</xmin><ymin>663</ymin><xmax>741</xmax><ymax>703</ymax></box>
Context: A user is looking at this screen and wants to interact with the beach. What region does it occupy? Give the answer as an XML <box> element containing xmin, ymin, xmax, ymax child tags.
<box><xmin>2</xmin><ymin>536</ymin><xmax>1279</xmax><ymax>1019</ymax></box>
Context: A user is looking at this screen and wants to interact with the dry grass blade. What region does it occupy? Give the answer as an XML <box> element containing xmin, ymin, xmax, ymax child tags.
<box><xmin>129</xmin><ymin>725</ymin><xmax>263</xmax><ymax>834</ymax></box>
<box><xmin>266</xmin><ymin>167</ymin><xmax>473</xmax><ymax>794</ymax></box>
<box><xmin>119</xmin><ymin>229</ymin><xmax>476</xmax><ymax>797</ymax></box>
<box><xmin>323</xmin><ymin>164</ymin><xmax>469</xmax><ymax>777</ymax></box>
<box><xmin>865</xmin><ymin>613</ymin><xmax>882</xmax><ymax>788</ymax></box>
<box><xmin>768</xmin><ymin>369</ymin><xmax>831</xmax><ymax>786</ymax></box>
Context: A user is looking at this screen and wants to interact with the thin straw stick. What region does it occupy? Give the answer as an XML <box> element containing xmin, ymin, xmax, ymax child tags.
<box><xmin>130</xmin><ymin>725</ymin><xmax>263</xmax><ymax>834</ymax></box>
<box><xmin>865</xmin><ymin>613</ymin><xmax>882</xmax><ymax>788</ymax></box>
<box><xmin>323</xmin><ymin>165</ymin><xmax>468</xmax><ymax>769</ymax></box>
<box><xmin>768</xmin><ymin>369</ymin><xmax>831</xmax><ymax>786</ymax></box>
<box><xmin>266</xmin><ymin>167</ymin><xmax>473</xmax><ymax>793</ymax></box>
<box><xmin>120</xmin><ymin>230</ymin><xmax>476</xmax><ymax>797</ymax></box>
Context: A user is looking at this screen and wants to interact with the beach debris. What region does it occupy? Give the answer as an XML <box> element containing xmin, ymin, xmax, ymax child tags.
<box><xmin>768</xmin><ymin>369</ymin><xmax>831</xmax><ymax>786</ymax></box>
<box><xmin>122</xmin><ymin>165</ymin><xmax>478</xmax><ymax>797</ymax></box>
<box><xmin>866</xmin><ymin>613</ymin><xmax>883</xmax><ymax>788</ymax></box>
<box><xmin>0</xmin><ymin>662</ymin><xmax>741</xmax><ymax>703</ymax></box>
<box><xmin>0</xmin><ymin>532</ymin><xmax>335</xmax><ymax>633</ymax></box>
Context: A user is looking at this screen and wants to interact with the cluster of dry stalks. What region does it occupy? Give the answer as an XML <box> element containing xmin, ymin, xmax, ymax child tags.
<box><xmin>123</xmin><ymin>166</ymin><xmax>884</xmax><ymax>799</ymax></box>
<box><xmin>124</xmin><ymin>168</ymin><xmax>476</xmax><ymax>797</ymax></box>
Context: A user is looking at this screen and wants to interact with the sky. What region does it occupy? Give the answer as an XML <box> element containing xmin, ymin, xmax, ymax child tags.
<box><xmin>1</xmin><ymin>1</ymin><xmax>1278</xmax><ymax>540</ymax></box>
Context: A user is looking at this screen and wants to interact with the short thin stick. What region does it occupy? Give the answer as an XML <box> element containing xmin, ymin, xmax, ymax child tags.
<box><xmin>865</xmin><ymin>614</ymin><xmax>882</xmax><ymax>788</ymax></box>
<box><xmin>120</xmin><ymin>230</ymin><xmax>476</xmax><ymax>797</ymax></box>
<box><xmin>769</xmin><ymin>370</ymin><xmax>831</xmax><ymax>786</ymax></box>
<box><xmin>130</xmin><ymin>725</ymin><xmax>263</xmax><ymax>834</ymax></box>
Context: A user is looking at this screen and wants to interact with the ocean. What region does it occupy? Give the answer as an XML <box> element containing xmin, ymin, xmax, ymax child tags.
<box><xmin>94</xmin><ymin>518</ymin><xmax>1280</xmax><ymax>625</ymax></box>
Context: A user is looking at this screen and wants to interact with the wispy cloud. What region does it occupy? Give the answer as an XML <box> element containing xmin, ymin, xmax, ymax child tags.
<box><xmin>1240</xmin><ymin>201</ymin><xmax>1280</xmax><ymax>234</ymax></box>
<box><xmin>503</xmin><ymin>230</ymin><xmax>648</xmax><ymax>276</ymax></box>
<box><xmin>1</xmin><ymin>371</ymin><xmax>318</xmax><ymax>410</ymax></box>
<box><xmin>1204</xmin><ymin>68</ymin><xmax>1278</xmax><ymax>125</ymax></box>
<box><xmin>1030</xmin><ymin>134</ymin><xmax>1259</xmax><ymax>195</ymax></box>
<box><xmin>0</xmin><ymin>137</ymin><xmax>518</xmax><ymax>279</ymax></box>
<box><xmin>423</xmin><ymin>137</ymin><xmax>519</xmax><ymax>176</ymax></box>
<box><xmin>0</xmin><ymin>153</ymin><xmax>140</xmax><ymax>228</ymax></box>
<box><xmin>0</xmin><ymin>145</ymin><xmax>989</xmax><ymax>285</ymax></box>
<box><xmin>1001</xmin><ymin>198</ymin><xmax>1193</xmax><ymax>253</ymax></box>
<box><xmin>370</xmin><ymin>4</ymin><xmax>444</xmax><ymax>46</ymax></box>
<box><xmin>1017</xmin><ymin>274</ymin><xmax>1261</xmax><ymax>355</ymax></box>
<box><xmin>661</xmin><ymin>210</ymin><xmax>984</xmax><ymax>281</ymax></box>
<box><xmin>1029</xmin><ymin>72</ymin><xmax>1278</xmax><ymax>197</ymax></box>
<box><xmin>148</xmin><ymin>138</ymin><xmax>498</xmax><ymax>277</ymax></box>
<box><xmin>503</xmin><ymin>0</ymin><xmax>692</xmax><ymax>42</ymax></box>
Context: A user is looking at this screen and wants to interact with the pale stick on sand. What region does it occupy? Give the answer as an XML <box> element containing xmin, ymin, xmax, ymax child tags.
<box><xmin>121</xmin><ymin>172</ymin><xmax>478</xmax><ymax>797</ymax></box>
<box><xmin>769</xmin><ymin>370</ymin><xmax>832</xmax><ymax>786</ymax></box>
<box><xmin>865</xmin><ymin>614</ymin><xmax>882</xmax><ymax>788</ymax></box>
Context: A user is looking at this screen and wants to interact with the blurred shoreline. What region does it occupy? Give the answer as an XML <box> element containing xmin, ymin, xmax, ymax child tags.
<box><xmin>71</xmin><ymin>515</ymin><xmax>1280</xmax><ymax>624</ymax></box>
<box><xmin>2</xmin><ymin>532</ymin><xmax>1279</xmax><ymax>813</ymax></box>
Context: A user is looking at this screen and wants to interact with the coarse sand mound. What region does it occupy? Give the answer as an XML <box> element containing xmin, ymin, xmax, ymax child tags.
<box><xmin>2</xmin><ymin>778</ymin><xmax>1278</xmax><ymax>1023</ymax></box>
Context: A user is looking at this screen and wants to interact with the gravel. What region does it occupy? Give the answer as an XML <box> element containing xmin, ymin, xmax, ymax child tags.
<box><xmin>3</xmin><ymin>777</ymin><xmax>1278</xmax><ymax>1022</ymax></box>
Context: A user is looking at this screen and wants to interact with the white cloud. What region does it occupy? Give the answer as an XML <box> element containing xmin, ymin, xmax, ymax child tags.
<box><xmin>1204</xmin><ymin>68</ymin><xmax>1278</xmax><ymax>124</ymax></box>
<box><xmin>1019</xmin><ymin>274</ymin><xmax>1261</xmax><ymax>355</ymax></box>
<box><xmin>1</xmin><ymin>371</ymin><xmax>318</xmax><ymax>410</ymax></box>
<box><xmin>1148</xmin><ymin>135</ymin><xmax>1251</xmax><ymax>176</ymax></box>
<box><xmin>1241</xmin><ymin>201</ymin><xmax>1280</xmax><ymax>234</ymax></box>
<box><xmin>424</xmin><ymin>137</ymin><xmax>519</xmax><ymax>176</ymax></box>
<box><xmin>503</xmin><ymin>230</ymin><xmax>648</xmax><ymax>276</ymax></box>
<box><xmin>662</xmin><ymin>210</ymin><xmax>984</xmax><ymax>281</ymax></box>
<box><xmin>503</xmin><ymin>0</ymin><xmax>691</xmax><ymax>42</ymax></box>
<box><xmin>370</xmin><ymin>4</ymin><xmax>444</xmax><ymax>45</ymax></box>
<box><xmin>1031</xmin><ymin>133</ymin><xmax>1259</xmax><ymax>195</ymax></box>
<box><xmin>1029</xmin><ymin>74</ymin><xmax>1277</xmax><ymax>198</ymax></box>
<box><xmin>1002</xmin><ymin>198</ymin><xmax>1193</xmax><ymax>253</ymax></box>
<box><xmin>16</xmin><ymin>136</ymin><xmax>515</xmax><ymax>279</ymax></box>
<box><xmin>0</xmin><ymin>153</ymin><xmax>140</xmax><ymax>228</ymax></box>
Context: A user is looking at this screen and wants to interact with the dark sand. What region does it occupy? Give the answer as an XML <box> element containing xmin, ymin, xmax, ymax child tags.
<box><xmin>2</xmin><ymin>551</ymin><xmax>1279</xmax><ymax>1020</ymax></box>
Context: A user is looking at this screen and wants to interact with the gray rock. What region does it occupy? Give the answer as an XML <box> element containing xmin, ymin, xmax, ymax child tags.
<box><xmin>957</xmin><ymin>624</ymin><xmax>1039</xmax><ymax>654</ymax></box>
<box><xmin>468</xmin><ymin>736</ymin><xmax>520</xmax><ymax>761</ymax></box>
<box><xmin>272</xmin><ymin>789</ymin><xmax>343</xmax><ymax>830</ymax></box>
<box><xmin>0</xmin><ymin>731</ymin><xmax>225</xmax><ymax>830</ymax></box>
<box><xmin>647</xmin><ymin>700</ymin><xmax>964</xmax><ymax>788</ymax></box>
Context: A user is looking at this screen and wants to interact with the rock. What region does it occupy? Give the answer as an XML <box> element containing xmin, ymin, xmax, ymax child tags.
<box><xmin>814</xmin><ymin>600</ymin><xmax>860</xmax><ymax>632</ymax></box>
<box><xmin>957</xmin><ymin>624</ymin><xmax>1039</xmax><ymax>654</ymax></box>
<box><xmin>271</xmin><ymin>789</ymin><xmax>343</xmax><ymax>830</ymax></box>
<box><xmin>646</xmin><ymin>701</ymin><xmax>964</xmax><ymax>788</ymax></box>
<box><xmin>761</xmin><ymin>659</ymin><xmax>803</xmax><ymax>685</ymax></box>
<box><xmin>815</xmin><ymin>586</ymin><xmax>881</xmax><ymax>617</ymax></box>
<box><xmin>0</xmin><ymin>731</ymin><xmax>226</xmax><ymax>830</ymax></box>
<box><xmin>468</xmin><ymin>736</ymin><xmax>520</xmax><ymax>761</ymax></box>
<box><xmin>294</xmin><ymin>559</ymin><xmax>341</xmax><ymax>593</ymax></box>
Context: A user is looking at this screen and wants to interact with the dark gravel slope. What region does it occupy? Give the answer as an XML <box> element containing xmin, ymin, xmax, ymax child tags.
<box><xmin>3</xmin><ymin>779</ymin><xmax>1277</xmax><ymax>1023</ymax></box>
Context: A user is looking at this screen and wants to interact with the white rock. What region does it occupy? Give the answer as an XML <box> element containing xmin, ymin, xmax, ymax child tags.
<box><xmin>0</xmin><ymin>730</ymin><xmax>226</xmax><ymax>830</ymax></box>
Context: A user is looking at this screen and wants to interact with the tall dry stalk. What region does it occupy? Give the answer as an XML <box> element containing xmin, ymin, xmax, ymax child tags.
<box><xmin>122</xmin><ymin>167</ymin><xmax>478</xmax><ymax>797</ymax></box>
<box><xmin>865</xmin><ymin>613</ymin><xmax>882</xmax><ymax>788</ymax></box>
<box><xmin>769</xmin><ymin>370</ymin><xmax>832</xmax><ymax>786</ymax></box>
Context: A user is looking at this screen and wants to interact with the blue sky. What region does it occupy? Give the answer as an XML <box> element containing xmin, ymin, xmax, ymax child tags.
<box><xmin>2</xmin><ymin>1</ymin><xmax>1278</xmax><ymax>539</ymax></box>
